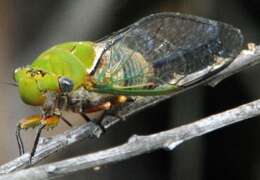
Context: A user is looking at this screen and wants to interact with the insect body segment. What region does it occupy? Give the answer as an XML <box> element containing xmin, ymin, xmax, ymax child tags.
<box><xmin>14</xmin><ymin>67</ymin><xmax>59</xmax><ymax>105</ymax></box>
<box><xmin>31</xmin><ymin>42</ymin><xmax>90</xmax><ymax>89</ymax></box>
<box><xmin>53</xmin><ymin>41</ymin><xmax>97</xmax><ymax>73</ymax></box>
<box><xmin>14</xmin><ymin>41</ymin><xmax>98</xmax><ymax>106</ymax></box>
<box><xmin>93</xmin><ymin>46</ymin><xmax>154</xmax><ymax>90</ymax></box>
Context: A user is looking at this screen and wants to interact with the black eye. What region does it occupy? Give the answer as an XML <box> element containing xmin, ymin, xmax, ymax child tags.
<box><xmin>58</xmin><ymin>77</ymin><xmax>74</xmax><ymax>93</ymax></box>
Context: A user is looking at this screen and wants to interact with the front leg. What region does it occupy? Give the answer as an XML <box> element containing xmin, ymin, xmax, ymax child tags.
<box><xmin>16</xmin><ymin>115</ymin><xmax>60</xmax><ymax>164</ymax></box>
<box><xmin>30</xmin><ymin>116</ymin><xmax>60</xmax><ymax>162</ymax></box>
<box><xmin>16</xmin><ymin>115</ymin><xmax>42</xmax><ymax>155</ymax></box>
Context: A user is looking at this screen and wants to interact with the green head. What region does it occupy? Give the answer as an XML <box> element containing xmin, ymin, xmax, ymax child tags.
<box><xmin>14</xmin><ymin>41</ymin><xmax>97</xmax><ymax>106</ymax></box>
<box><xmin>14</xmin><ymin>67</ymin><xmax>61</xmax><ymax>106</ymax></box>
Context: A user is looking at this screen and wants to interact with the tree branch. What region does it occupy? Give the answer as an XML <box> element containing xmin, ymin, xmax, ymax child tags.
<box><xmin>1</xmin><ymin>94</ymin><xmax>260</xmax><ymax>179</ymax></box>
<box><xmin>0</xmin><ymin>44</ymin><xmax>259</xmax><ymax>175</ymax></box>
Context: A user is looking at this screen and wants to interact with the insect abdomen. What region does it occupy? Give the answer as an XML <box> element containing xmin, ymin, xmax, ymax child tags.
<box><xmin>94</xmin><ymin>46</ymin><xmax>153</xmax><ymax>87</ymax></box>
<box><xmin>120</xmin><ymin>49</ymin><xmax>153</xmax><ymax>86</ymax></box>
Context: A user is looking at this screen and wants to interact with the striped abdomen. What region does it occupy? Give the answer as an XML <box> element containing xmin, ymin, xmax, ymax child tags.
<box><xmin>93</xmin><ymin>46</ymin><xmax>154</xmax><ymax>88</ymax></box>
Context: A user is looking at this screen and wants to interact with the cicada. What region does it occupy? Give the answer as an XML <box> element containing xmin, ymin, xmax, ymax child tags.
<box><xmin>14</xmin><ymin>12</ymin><xmax>243</xmax><ymax>160</ymax></box>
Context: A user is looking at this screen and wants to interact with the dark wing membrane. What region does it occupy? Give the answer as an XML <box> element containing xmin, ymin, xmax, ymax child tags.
<box><xmin>92</xmin><ymin>12</ymin><xmax>243</xmax><ymax>96</ymax></box>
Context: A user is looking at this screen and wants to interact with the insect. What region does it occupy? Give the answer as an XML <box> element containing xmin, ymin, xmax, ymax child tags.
<box><xmin>14</xmin><ymin>12</ymin><xmax>243</xmax><ymax>161</ymax></box>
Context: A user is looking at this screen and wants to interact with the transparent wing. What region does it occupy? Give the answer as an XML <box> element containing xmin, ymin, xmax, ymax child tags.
<box><xmin>92</xmin><ymin>12</ymin><xmax>243</xmax><ymax>95</ymax></box>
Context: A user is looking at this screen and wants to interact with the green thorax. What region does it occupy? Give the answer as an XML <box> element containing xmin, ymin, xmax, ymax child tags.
<box><xmin>31</xmin><ymin>41</ymin><xmax>97</xmax><ymax>89</ymax></box>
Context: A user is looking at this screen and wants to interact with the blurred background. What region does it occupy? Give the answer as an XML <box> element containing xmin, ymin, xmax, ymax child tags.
<box><xmin>0</xmin><ymin>0</ymin><xmax>260</xmax><ymax>179</ymax></box>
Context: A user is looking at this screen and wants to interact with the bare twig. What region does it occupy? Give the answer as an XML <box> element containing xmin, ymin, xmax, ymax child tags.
<box><xmin>1</xmin><ymin>96</ymin><xmax>260</xmax><ymax>179</ymax></box>
<box><xmin>0</xmin><ymin>45</ymin><xmax>259</xmax><ymax>175</ymax></box>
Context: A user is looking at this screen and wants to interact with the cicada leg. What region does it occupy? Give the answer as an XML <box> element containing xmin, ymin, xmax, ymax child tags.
<box><xmin>29</xmin><ymin>124</ymin><xmax>45</xmax><ymax>164</ymax></box>
<box><xmin>79</xmin><ymin>101</ymin><xmax>113</xmax><ymax>134</ymax></box>
<box><xmin>60</xmin><ymin>116</ymin><xmax>73</xmax><ymax>127</ymax></box>
<box><xmin>81</xmin><ymin>95</ymin><xmax>129</xmax><ymax>129</ymax></box>
<box><xmin>112</xmin><ymin>95</ymin><xmax>128</xmax><ymax>105</ymax></box>
<box><xmin>29</xmin><ymin>115</ymin><xmax>60</xmax><ymax>164</ymax></box>
<box><xmin>85</xmin><ymin>101</ymin><xmax>112</xmax><ymax>114</ymax></box>
<box><xmin>104</xmin><ymin>95</ymin><xmax>128</xmax><ymax>120</ymax></box>
<box><xmin>83</xmin><ymin>95</ymin><xmax>128</xmax><ymax>118</ymax></box>
<box><xmin>16</xmin><ymin>115</ymin><xmax>42</xmax><ymax>156</ymax></box>
<box><xmin>16</xmin><ymin>115</ymin><xmax>60</xmax><ymax>164</ymax></box>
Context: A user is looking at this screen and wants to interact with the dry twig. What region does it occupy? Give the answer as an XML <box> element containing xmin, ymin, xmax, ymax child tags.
<box><xmin>1</xmin><ymin>91</ymin><xmax>260</xmax><ymax>179</ymax></box>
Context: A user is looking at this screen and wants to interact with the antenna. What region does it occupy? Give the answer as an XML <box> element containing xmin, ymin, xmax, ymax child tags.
<box><xmin>0</xmin><ymin>82</ymin><xmax>18</xmax><ymax>87</ymax></box>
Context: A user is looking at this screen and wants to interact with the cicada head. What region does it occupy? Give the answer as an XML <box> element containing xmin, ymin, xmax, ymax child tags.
<box><xmin>14</xmin><ymin>66</ymin><xmax>60</xmax><ymax>106</ymax></box>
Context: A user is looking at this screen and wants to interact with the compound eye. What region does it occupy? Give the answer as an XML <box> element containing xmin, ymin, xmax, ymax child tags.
<box><xmin>58</xmin><ymin>77</ymin><xmax>74</xmax><ymax>93</ymax></box>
